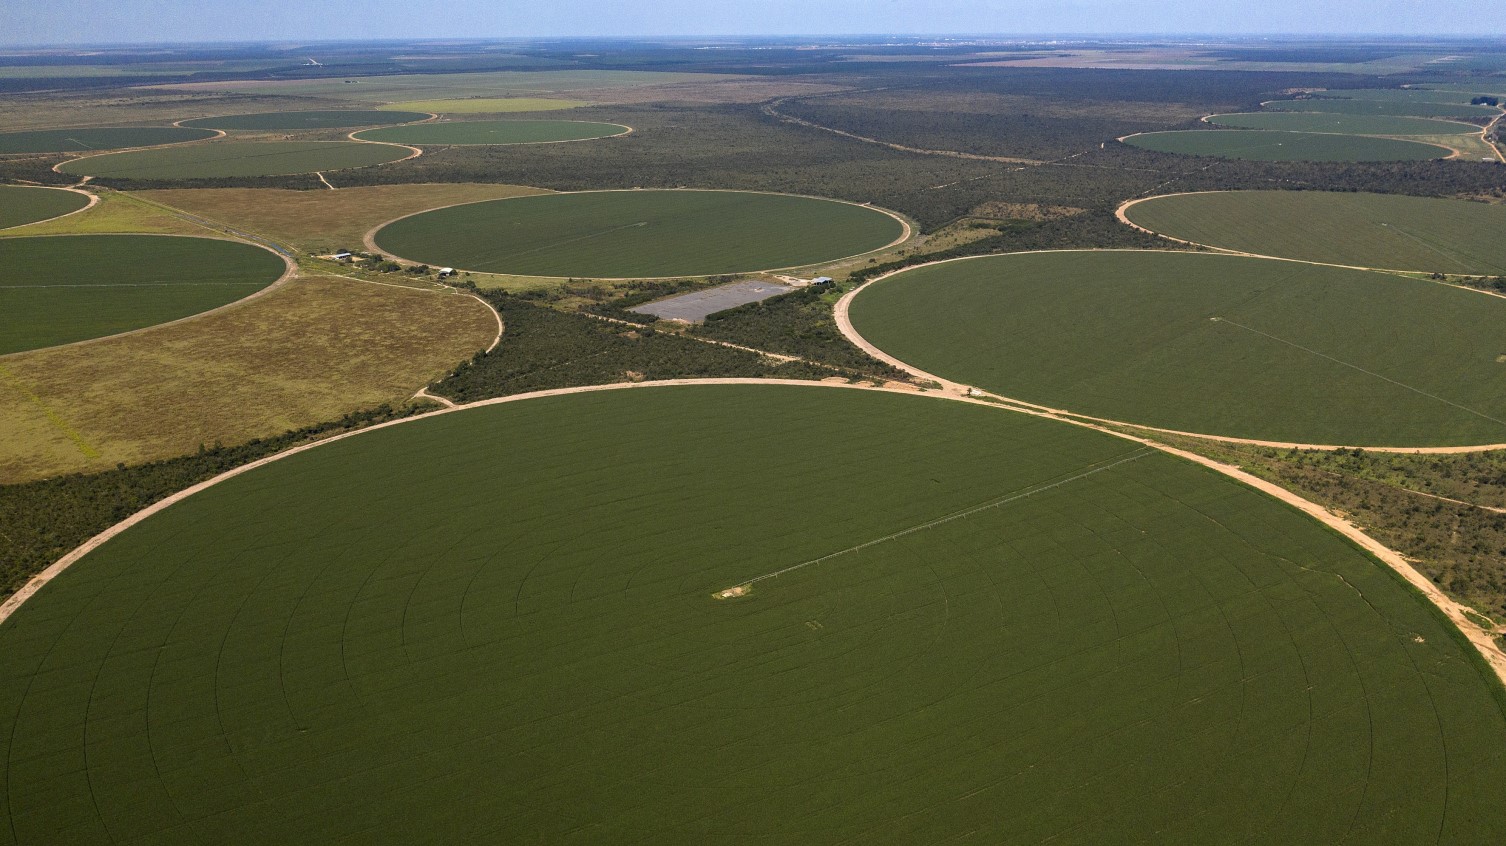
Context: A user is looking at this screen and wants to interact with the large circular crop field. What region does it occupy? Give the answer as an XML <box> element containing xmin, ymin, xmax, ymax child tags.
<box><xmin>352</xmin><ymin>119</ymin><xmax>628</xmax><ymax>145</ymax></box>
<box><xmin>1206</xmin><ymin>111</ymin><xmax>1479</xmax><ymax>136</ymax></box>
<box><xmin>373</xmin><ymin>190</ymin><xmax>908</xmax><ymax>278</ymax></box>
<box><xmin>178</xmin><ymin>109</ymin><xmax>432</xmax><ymax>130</ymax></box>
<box><xmin>3</xmin><ymin>384</ymin><xmax>1503</xmax><ymax>844</ymax></box>
<box><xmin>56</xmin><ymin>140</ymin><xmax>413</xmax><ymax>179</ymax></box>
<box><xmin>0</xmin><ymin>185</ymin><xmax>90</xmax><ymax>230</ymax></box>
<box><xmin>1123</xmin><ymin>191</ymin><xmax>1506</xmax><ymax>274</ymax></box>
<box><xmin>1264</xmin><ymin>97</ymin><xmax>1499</xmax><ymax>118</ymax></box>
<box><xmin>0</xmin><ymin>235</ymin><xmax>287</xmax><ymax>354</ymax></box>
<box><xmin>0</xmin><ymin>126</ymin><xmax>217</xmax><ymax>154</ymax></box>
<box><xmin>1123</xmin><ymin>129</ymin><xmax>1450</xmax><ymax>161</ymax></box>
<box><xmin>848</xmin><ymin>251</ymin><xmax>1506</xmax><ymax>446</ymax></box>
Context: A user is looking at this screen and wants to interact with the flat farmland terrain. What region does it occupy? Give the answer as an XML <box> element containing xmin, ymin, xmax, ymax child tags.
<box><xmin>373</xmin><ymin>190</ymin><xmax>907</xmax><ymax>278</ymax></box>
<box><xmin>1123</xmin><ymin>191</ymin><xmax>1506</xmax><ymax>274</ymax></box>
<box><xmin>1123</xmin><ymin>129</ymin><xmax>1450</xmax><ymax>161</ymax></box>
<box><xmin>0</xmin><ymin>235</ymin><xmax>285</xmax><ymax>355</ymax></box>
<box><xmin>352</xmin><ymin>119</ymin><xmax>629</xmax><ymax>145</ymax></box>
<box><xmin>178</xmin><ymin>109</ymin><xmax>431</xmax><ymax>130</ymax></box>
<box><xmin>2</xmin><ymin>384</ymin><xmax>1503</xmax><ymax>844</ymax></box>
<box><xmin>1263</xmin><ymin>97</ymin><xmax>1499</xmax><ymax>118</ymax></box>
<box><xmin>0</xmin><ymin>126</ymin><xmax>216</xmax><ymax>153</ymax></box>
<box><xmin>379</xmin><ymin>98</ymin><xmax>587</xmax><ymax>113</ymax></box>
<box><xmin>55</xmin><ymin>140</ymin><xmax>413</xmax><ymax>179</ymax></box>
<box><xmin>1206</xmin><ymin>111</ymin><xmax>1479</xmax><ymax>135</ymax></box>
<box><xmin>848</xmin><ymin>251</ymin><xmax>1506</xmax><ymax>446</ymax></box>
<box><xmin>0</xmin><ymin>186</ymin><xmax>89</xmax><ymax>230</ymax></box>
<box><xmin>0</xmin><ymin>276</ymin><xmax>495</xmax><ymax>481</ymax></box>
<box><xmin>139</xmin><ymin>183</ymin><xmax>550</xmax><ymax>250</ymax></box>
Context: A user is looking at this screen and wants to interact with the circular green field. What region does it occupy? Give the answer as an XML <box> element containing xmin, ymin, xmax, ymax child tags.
<box><xmin>179</xmin><ymin>110</ymin><xmax>432</xmax><ymax>130</ymax></box>
<box><xmin>1207</xmin><ymin>111</ymin><xmax>1479</xmax><ymax>136</ymax></box>
<box><xmin>373</xmin><ymin>190</ymin><xmax>907</xmax><ymax>278</ymax></box>
<box><xmin>55</xmin><ymin>141</ymin><xmax>413</xmax><ymax>179</ymax></box>
<box><xmin>3</xmin><ymin>384</ymin><xmax>1503</xmax><ymax>844</ymax></box>
<box><xmin>1264</xmin><ymin>97</ymin><xmax>1499</xmax><ymax>118</ymax></box>
<box><xmin>1123</xmin><ymin>191</ymin><xmax>1506</xmax><ymax>274</ymax></box>
<box><xmin>0</xmin><ymin>126</ymin><xmax>217</xmax><ymax>154</ymax></box>
<box><xmin>0</xmin><ymin>235</ymin><xmax>286</xmax><ymax>354</ymax></box>
<box><xmin>352</xmin><ymin>119</ymin><xmax>629</xmax><ymax>145</ymax></box>
<box><xmin>0</xmin><ymin>185</ymin><xmax>89</xmax><ymax>230</ymax></box>
<box><xmin>1123</xmin><ymin>130</ymin><xmax>1450</xmax><ymax>161</ymax></box>
<box><xmin>849</xmin><ymin>251</ymin><xmax>1506</xmax><ymax>446</ymax></box>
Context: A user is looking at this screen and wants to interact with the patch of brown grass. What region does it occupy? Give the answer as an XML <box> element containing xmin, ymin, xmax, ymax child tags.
<box><xmin>0</xmin><ymin>275</ymin><xmax>495</xmax><ymax>482</ymax></box>
<box><xmin>138</xmin><ymin>183</ymin><xmax>549</xmax><ymax>251</ymax></box>
<box><xmin>968</xmin><ymin>202</ymin><xmax>1087</xmax><ymax>221</ymax></box>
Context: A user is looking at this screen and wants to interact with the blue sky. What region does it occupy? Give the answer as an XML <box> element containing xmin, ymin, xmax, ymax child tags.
<box><xmin>5</xmin><ymin>1</ymin><xmax>1503</xmax><ymax>46</ymax></box>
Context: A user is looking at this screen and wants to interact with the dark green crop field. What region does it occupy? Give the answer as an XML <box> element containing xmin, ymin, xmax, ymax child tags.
<box><xmin>352</xmin><ymin>119</ymin><xmax>629</xmax><ymax>145</ymax></box>
<box><xmin>179</xmin><ymin>110</ymin><xmax>431</xmax><ymax>130</ymax></box>
<box><xmin>374</xmin><ymin>190</ymin><xmax>906</xmax><ymax>277</ymax></box>
<box><xmin>0</xmin><ymin>235</ymin><xmax>285</xmax><ymax>354</ymax></box>
<box><xmin>2</xmin><ymin>384</ymin><xmax>1503</xmax><ymax>844</ymax></box>
<box><xmin>849</xmin><ymin>251</ymin><xmax>1506</xmax><ymax>446</ymax></box>
<box><xmin>55</xmin><ymin>141</ymin><xmax>413</xmax><ymax>179</ymax></box>
<box><xmin>1124</xmin><ymin>191</ymin><xmax>1506</xmax><ymax>274</ymax></box>
<box><xmin>1122</xmin><ymin>130</ymin><xmax>1450</xmax><ymax>161</ymax></box>
<box><xmin>1206</xmin><ymin>111</ymin><xmax>1479</xmax><ymax>136</ymax></box>
<box><xmin>1263</xmin><ymin>97</ymin><xmax>1499</xmax><ymax>118</ymax></box>
<box><xmin>0</xmin><ymin>186</ymin><xmax>89</xmax><ymax>230</ymax></box>
<box><xmin>0</xmin><ymin>126</ymin><xmax>217</xmax><ymax>154</ymax></box>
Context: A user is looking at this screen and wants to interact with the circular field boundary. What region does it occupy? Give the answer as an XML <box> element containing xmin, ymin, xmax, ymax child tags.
<box><xmin>52</xmin><ymin>138</ymin><xmax>422</xmax><ymax>179</ymax></box>
<box><xmin>836</xmin><ymin>248</ymin><xmax>1506</xmax><ymax>452</ymax></box>
<box><xmin>366</xmin><ymin>188</ymin><xmax>915</xmax><ymax>281</ymax></box>
<box><xmin>1116</xmin><ymin>128</ymin><xmax>1456</xmax><ymax>160</ymax></box>
<box><xmin>1115</xmin><ymin>190</ymin><xmax>1506</xmax><ymax>288</ymax></box>
<box><xmin>0</xmin><ymin>232</ymin><xmax>296</xmax><ymax>360</ymax></box>
<box><xmin>171</xmin><ymin>111</ymin><xmax>438</xmax><ymax>132</ymax></box>
<box><xmin>3</xmin><ymin>376</ymin><xmax>1502</xmax><ymax>690</ymax></box>
<box><xmin>1252</xmin><ymin>99</ymin><xmax>1506</xmax><ymax>162</ymax></box>
<box><xmin>0</xmin><ymin>184</ymin><xmax>97</xmax><ymax>232</ymax></box>
<box><xmin>348</xmin><ymin>119</ymin><xmax>633</xmax><ymax>147</ymax></box>
<box><xmin>1201</xmin><ymin>112</ymin><xmax>1483</xmax><ymax>136</ymax></box>
<box><xmin>0</xmin><ymin>126</ymin><xmax>227</xmax><ymax>157</ymax></box>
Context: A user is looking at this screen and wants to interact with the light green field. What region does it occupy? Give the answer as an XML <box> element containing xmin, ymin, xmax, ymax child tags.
<box><xmin>1206</xmin><ymin>111</ymin><xmax>1479</xmax><ymax>136</ymax></box>
<box><xmin>850</xmin><ymin>251</ymin><xmax>1506</xmax><ymax>446</ymax></box>
<box><xmin>0</xmin><ymin>186</ymin><xmax>89</xmax><ymax>230</ymax></box>
<box><xmin>374</xmin><ymin>190</ymin><xmax>906</xmax><ymax>278</ymax></box>
<box><xmin>352</xmin><ymin>119</ymin><xmax>627</xmax><ymax>145</ymax></box>
<box><xmin>379</xmin><ymin>98</ymin><xmax>586</xmax><ymax>113</ymax></box>
<box><xmin>55</xmin><ymin>141</ymin><xmax>412</xmax><ymax>179</ymax></box>
<box><xmin>1124</xmin><ymin>130</ymin><xmax>1450</xmax><ymax>161</ymax></box>
<box><xmin>1264</xmin><ymin>97</ymin><xmax>1498</xmax><ymax>118</ymax></box>
<box><xmin>0</xmin><ymin>126</ymin><xmax>217</xmax><ymax>154</ymax></box>
<box><xmin>0</xmin><ymin>235</ymin><xmax>286</xmax><ymax>354</ymax></box>
<box><xmin>1124</xmin><ymin>191</ymin><xmax>1506</xmax><ymax>274</ymax></box>
<box><xmin>3</xmin><ymin>384</ymin><xmax>1503</xmax><ymax>844</ymax></box>
<box><xmin>179</xmin><ymin>110</ymin><xmax>431</xmax><ymax>130</ymax></box>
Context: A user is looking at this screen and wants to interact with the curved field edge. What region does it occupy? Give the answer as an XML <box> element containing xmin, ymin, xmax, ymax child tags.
<box><xmin>841</xmin><ymin>250</ymin><xmax>1506</xmax><ymax>448</ymax></box>
<box><xmin>178</xmin><ymin>110</ymin><xmax>433</xmax><ymax>130</ymax></box>
<box><xmin>0</xmin><ymin>186</ymin><xmax>94</xmax><ymax>231</ymax></box>
<box><xmin>369</xmin><ymin>189</ymin><xmax>912</xmax><ymax>280</ymax></box>
<box><xmin>52</xmin><ymin>141</ymin><xmax>418</xmax><ymax>179</ymax></box>
<box><xmin>1118</xmin><ymin>191</ymin><xmax>1506</xmax><ymax>275</ymax></box>
<box><xmin>2</xmin><ymin>382</ymin><xmax>1506</xmax><ymax>842</ymax></box>
<box><xmin>0</xmin><ymin>233</ymin><xmax>293</xmax><ymax>357</ymax></box>
<box><xmin>1120</xmin><ymin>130</ymin><xmax>1454</xmax><ymax>161</ymax></box>
<box><xmin>350</xmin><ymin>120</ymin><xmax>631</xmax><ymax>146</ymax></box>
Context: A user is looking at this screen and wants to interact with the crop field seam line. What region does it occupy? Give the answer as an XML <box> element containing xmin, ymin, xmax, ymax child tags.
<box><xmin>720</xmin><ymin>448</ymin><xmax>1155</xmax><ymax>591</ymax></box>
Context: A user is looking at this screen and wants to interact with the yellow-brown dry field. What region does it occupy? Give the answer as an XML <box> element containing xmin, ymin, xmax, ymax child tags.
<box><xmin>0</xmin><ymin>276</ymin><xmax>495</xmax><ymax>482</ymax></box>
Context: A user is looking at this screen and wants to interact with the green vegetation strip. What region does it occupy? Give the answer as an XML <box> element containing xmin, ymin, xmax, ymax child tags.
<box><xmin>0</xmin><ymin>186</ymin><xmax>89</xmax><ymax>230</ymax></box>
<box><xmin>1264</xmin><ymin>97</ymin><xmax>1498</xmax><ymax>118</ymax></box>
<box><xmin>0</xmin><ymin>235</ymin><xmax>285</xmax><ymax>354</ymax></box>
<box><xmin>1124</xmin><ymin>191</ymin><xmax>1506</xmax><ymax>274</ymax></box>
<box><xmin>374</xmin><ymin>190</ymin><xmax>905</xmax><ymax>278</ymax></box>
<box><xmin>353</xmin><ymin>119</ymin><xmax>628</xmax><ymax>145</ymax></box>
<box><xmin>850</xmin><ymin>251</ymin><xmax>1506</xmax><ymax>446</ymax></box>
<box><xmin>1206</xmin><ymin>111</ymin><xmax>1479</xmax><ymax>136</ymax></box>
<box><xmin>56</xmin><ymin>141</ymin><xmax>413</xmax><ymax>179</ymax></box>
<box><xmin>0</xmin><ymin>126</ymin><xmax>217</xmax><ymax>154</ymax></box>
<box><xmin>379</xmin><ymin>98</ymin><xmax>586</xmax><ymax>113</ymax></box>
<box><xmin>179</xmin><ymin>110</ymin><xmax>431</xmax><ymax>130</ymax></box>
<box><xmin>3</xmin><ymin>384</ymin><xmax>1504</xmax><ymax>843</ymax></box>
<box><xmin>1123</xmin><ymin>130</ymin><xmax>1449</xmax><ymax>161</ymax></box>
